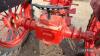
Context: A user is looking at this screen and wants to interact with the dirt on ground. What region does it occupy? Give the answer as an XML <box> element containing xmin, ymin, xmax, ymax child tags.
<box><xmin>18</xmin><ymin>31</ymin><xmax>77</xmax><ymax>56</ymax></box>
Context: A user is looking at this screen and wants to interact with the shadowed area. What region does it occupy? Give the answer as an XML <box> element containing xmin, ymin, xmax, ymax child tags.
<box><xmin>0</xmin><ymin>0</ymin><xmax>24</xmax><ymax>12</ymax></box>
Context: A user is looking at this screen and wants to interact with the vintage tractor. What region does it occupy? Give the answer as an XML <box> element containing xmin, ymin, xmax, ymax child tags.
<box><xmin>0</xmin><ymin>0</ymin><xmax>100</xmax><ymax>56</ymax></box>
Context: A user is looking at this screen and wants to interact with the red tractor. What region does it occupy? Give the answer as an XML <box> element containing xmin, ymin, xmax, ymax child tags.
<box><xmin>0</xmin><ymin>0</ymin><xmax>100</xmax><ymax>56</ymax></box>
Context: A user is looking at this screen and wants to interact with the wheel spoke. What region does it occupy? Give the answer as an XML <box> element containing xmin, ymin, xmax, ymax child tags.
<box><xmin>17</xmin><ymin>28</ymin><xmax>23</xmax><ymax>36</ymax></box>
<box><xmin>4</xmin><ymin>11</ymin><xmax>8</xmax><ymax>16</ymax></box>
<box><xmin>0</xmin><ymin>0</ymin><xmax>27</xmax><ymax>47</ymax></box>
<box><xmin>8</xmin><ymin>8</ymin><xmax>12</xmax><ymax>14</ymax></box>
<box><xmin>15</xmin><ymin>5</ymin><xmax>20</xmax><ymax>14</ymax></box>
<box><xmin>7</xmin><ymin>29</ymin><xmax>15</xmax><ymax>40</ymax></box>
<box><xmin>15</xmin><ymin>7</ymin><xmax>17</xmax><ymax>14</ymax></box>
<box><xmin>15</xmin><ymin>0</ymin><xmax>22</xmax><ymax>14</ymax></box>
<box><xmin>11</xmin><ymin>32</ymin><xmax>16</xmax><ymax>40</ymax></box>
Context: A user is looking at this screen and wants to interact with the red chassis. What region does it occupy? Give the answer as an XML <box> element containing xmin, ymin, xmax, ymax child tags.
<box><xmin>15</xmin><ymin>4</ymin><xmax>100</xmax><ymax>56</ymax></box>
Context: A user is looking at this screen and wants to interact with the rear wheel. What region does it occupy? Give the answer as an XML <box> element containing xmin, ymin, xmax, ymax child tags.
<box><xmin>0</xmin><ymin>0</ymin><xmax>30</xmax><ymax>56</ymax></box>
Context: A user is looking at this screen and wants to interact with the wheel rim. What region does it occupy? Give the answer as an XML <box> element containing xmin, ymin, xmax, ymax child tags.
<box><xmin>0</xmin><ymin>0</ymin><xmax>29</xmax><ymax>48</ymax></box>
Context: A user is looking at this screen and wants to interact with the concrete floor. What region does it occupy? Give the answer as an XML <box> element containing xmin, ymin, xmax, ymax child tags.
<box><xmin>71</xmin><ymin>0</ymin><xmax>92</xmax><ymax>31</ymax></box>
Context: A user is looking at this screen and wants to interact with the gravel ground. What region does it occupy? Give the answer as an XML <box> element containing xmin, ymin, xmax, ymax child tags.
<box><xmin>18</xmin><ymin>31</ymin><xmax>77</xmax><ymax>56</ymax></box>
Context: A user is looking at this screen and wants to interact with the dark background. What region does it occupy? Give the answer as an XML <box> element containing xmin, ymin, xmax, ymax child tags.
<box><xmin>0</xmin><ymin>0</ymin><xmax>24</xmax><ymax>12</ymax></box>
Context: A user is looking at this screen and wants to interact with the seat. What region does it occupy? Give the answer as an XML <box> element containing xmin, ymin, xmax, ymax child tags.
<box><xmin>32</xmin><ymin>3</ymin><xmax>70</xmax><ymax>11</ymax></box>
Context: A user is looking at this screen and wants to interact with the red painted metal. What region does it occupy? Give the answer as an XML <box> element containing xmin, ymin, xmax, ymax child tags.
<box><xmin>0</xmin><ymin>30</ymin><xmax>29</xmax><ymax>48</ymax></box>
<box><xmin>43</xmin><ymin>0</ymin><xmax>76</xmax><ymax>16</ymax></box>
<box><xmin>0</xmin><ymin>0</ymin><xmax>100</xmax><ymax>56</ymax></box>
<box><xmin>43</xmin><ymin>0</ymin><xmax>72</xmax><ymax>6</ymax></box>
<box><xmin>15</xmin><ymin>12</ymin><xmax>99</xmax><ymax>56</ymax></box>
<box><xmin>16</xmin><ymin>12</ymin><xmax>97</xmax><ymax>45</ymax></box>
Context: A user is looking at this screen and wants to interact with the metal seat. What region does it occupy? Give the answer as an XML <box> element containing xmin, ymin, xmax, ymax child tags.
<box><xmin>32</xmin><ymin>3</ymin><xmax>70</xmax><ymax>11</ymax></box>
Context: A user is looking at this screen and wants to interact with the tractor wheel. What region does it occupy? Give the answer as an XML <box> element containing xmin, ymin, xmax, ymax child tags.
<box><xmin>0</xmin><ymin>0</ymin><xmax>30</xmax><ymax>56</ymax></box>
